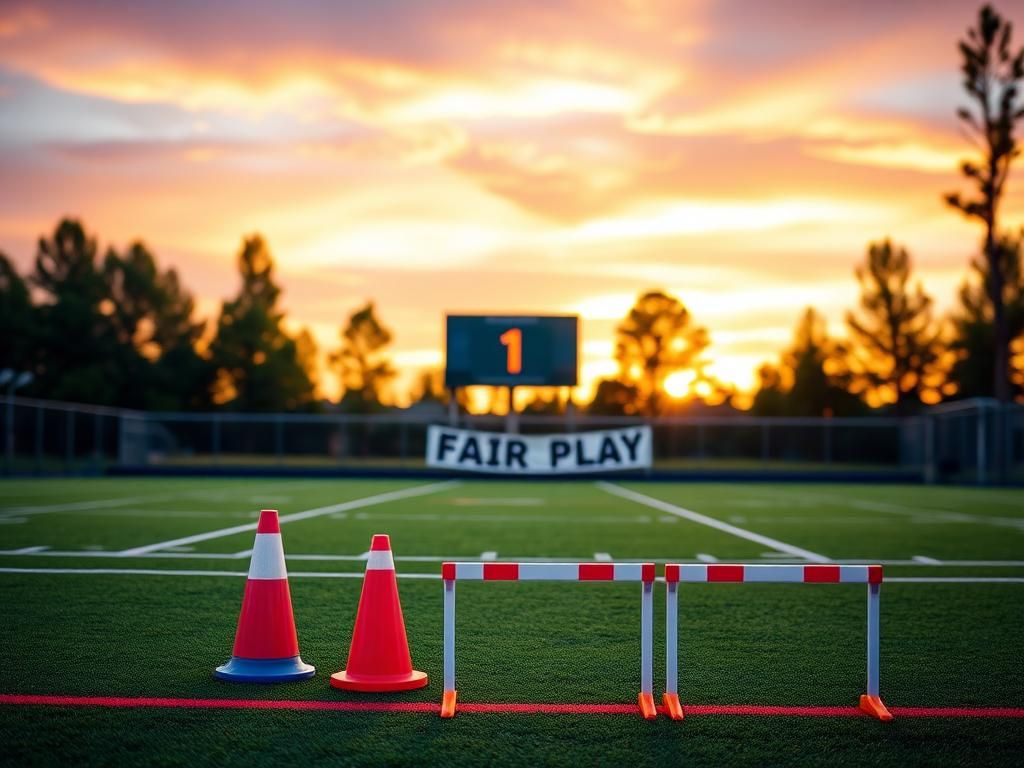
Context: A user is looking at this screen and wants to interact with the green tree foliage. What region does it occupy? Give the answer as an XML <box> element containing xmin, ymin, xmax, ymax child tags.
<box><xmin>0</xmin><ymin>252</ymin><xmax>36</xmax><ymax>377</ymax></box>
<box><xmin>613</xmin><ymin>290</ymin><xmax>709</xmax><ymax>417</ymax></box>
<box><xmin>950</xmin><ymin>229</ymin><xmax>1024</xmax><ymax>399</ymax></box>
<box><xmin>945</xmin><ymin>3</ymin><xmax>1024</xmax><ymax>402</ymax></box>
<box><xmin>752</xmin><ymin>308</ymin><xmax>865</xmax><ymax>417</ymax></box>
<box><xmin>331</xmin><ymin>302</ymin><xmax>396</xmax><ymax>412</ymax></box>
<box><xmin>843</xmin><ymin>239</ymin><xmax>943</xmax><ymax>413</ymax></box>
<box><xmin>209</xmin><ymin>235</ymin><xmax>317</xmax><ymax>411</ymax></box>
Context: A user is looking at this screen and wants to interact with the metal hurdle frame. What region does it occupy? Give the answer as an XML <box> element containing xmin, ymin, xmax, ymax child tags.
<box><xmin>662</xmin><ymin>563</ymin><xmax>892</xmax><ymax>722</ymax></box>
<box><xmin>440</xmin><ymin>561</ymin><xmax>657</xmax><ymax>719</ymax></box>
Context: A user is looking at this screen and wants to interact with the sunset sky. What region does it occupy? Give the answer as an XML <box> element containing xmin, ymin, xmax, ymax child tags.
<box><xmin>1</xmin><ymin>0</ymin><xmax>1022</xmax><ymax>404</ymax></box>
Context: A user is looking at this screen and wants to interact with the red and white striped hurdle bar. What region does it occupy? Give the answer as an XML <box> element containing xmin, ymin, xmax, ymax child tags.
<box><xmin>441</xmin><ymin>562</ymin><xmax>657</xmax><ymax>720</ymax></box>
<box><xmin>662</xmin><ymin>563</ymin><xmax>891</xmax><ymax>723</ymax></box>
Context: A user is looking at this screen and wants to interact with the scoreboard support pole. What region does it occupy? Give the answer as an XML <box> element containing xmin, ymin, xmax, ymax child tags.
<box><xmin>448</xmin><ymin>389</ymin><xmax>459</xmax><ymax>427</ymax></box>
<box><xmin>506</xmin><ymin>386</ymin><xmax>519</xmax><ymax>434</ymax></box>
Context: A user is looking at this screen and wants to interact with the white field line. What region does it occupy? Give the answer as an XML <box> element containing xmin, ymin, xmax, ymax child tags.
<box><xmin>912</xmin><ymin>555</ymin><xmax>942</xmax><ymax>565</ymax></box>
<box><xmin>117</xmin><ymin>481</ymin><xmax>460</xmax><ymax>557</ymax></box>
<box><xmin>597</xmin><ymin>482</ymin><xmax>830</xmax><ymax>563</ymax></box>
<box><xmin>696</xmin><ymin>553</ymin><xmax>719</xmax><ymax>563</ymax></box>
<box><xmin>351</xmin><ymin>512</ymin><xmax>653</xmax><ymax>524</ymax></box>
<box><xmin>0</xmin><ymin>566</ymin><xmax>1020</xmax><ymax>584</ymax></box>
<box><xmin>0</xmin><ymin>479</ymin><xmax>337</xmax><ymax>519</ymax></box>
<box><xmin>746</xmin><ymin>487</ymin><xmax>1024</xmax><ymax>529</ymax></box>
<box><xmin>2</xmin><ymin>549</ymin><xmax>1024</xmax><ymax>567</ymax></box>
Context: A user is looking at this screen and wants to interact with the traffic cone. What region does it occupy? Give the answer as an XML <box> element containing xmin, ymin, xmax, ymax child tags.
<box><xmin>214</xmin><ymin>509</ymin><xmax>315</xmax><ymax>682</ymax></box>
<box><xmin>331</xmin><ymin>534</ymin><xmax>428</xmax><ymax>691</ymax></box>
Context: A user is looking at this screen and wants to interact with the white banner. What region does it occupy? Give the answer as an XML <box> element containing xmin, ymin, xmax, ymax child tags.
<box><xmin>426</xmin><ymin>425</ymin><xmax>652</xmax><ymax>475</ymax></box>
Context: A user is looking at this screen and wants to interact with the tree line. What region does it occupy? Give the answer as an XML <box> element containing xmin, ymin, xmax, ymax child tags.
<box><xmin>0</xmin><ymin>4</ymin><xmax>1021</xmax><ymax>416</ymax></box>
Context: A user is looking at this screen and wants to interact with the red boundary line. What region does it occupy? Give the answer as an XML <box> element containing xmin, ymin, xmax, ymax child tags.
<box><xmin>0</xmin><ymin>695</ymin><xmax>1022</xmax><ymax>717</ymax></box>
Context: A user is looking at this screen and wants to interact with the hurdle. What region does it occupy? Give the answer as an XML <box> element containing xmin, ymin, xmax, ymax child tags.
<box><xmin>440</xmin><ymin>561</ymin><xmax>657</xmax><ymax>719</ymax></box>
<box><xmin>662</xmin><ymin>563</ymin><xmax>892</xmax><ymax>722</ymax></box>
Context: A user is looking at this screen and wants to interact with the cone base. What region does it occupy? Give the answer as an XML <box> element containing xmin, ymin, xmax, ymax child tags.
<box><xmin>663</xmin><ymin>692</ymin><xmax>685</xmax><ymax>721</ymax></box>
<box><xmin>215</xmin><ymin>655</ymin><xmax>315</xmax><ymax>683</ymax></box>
<box><xmin>330</xmin><ymin>669</ymin><xmax>428</xmax><ymax>692</ymax></box>
<box><xmin>638</xmin><ymin>692</ymin><xmax>658</xmax><ymax>720</ymax></box>
<box><xmin>859</xmin><ymin>694</ymin><xmax>894</xmax><ymax>721</ymax></box>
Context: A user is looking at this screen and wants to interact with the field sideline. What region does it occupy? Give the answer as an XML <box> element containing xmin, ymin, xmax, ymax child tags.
<box><xmin>1</xmin><ymin>477</ymin><xmax>1022</xmax><ymax>766</ymax></box>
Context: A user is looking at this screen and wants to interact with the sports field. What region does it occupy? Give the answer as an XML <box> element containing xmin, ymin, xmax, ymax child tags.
<box><xmin>1</xmin><ymin>477</ymin><xmax>1022</xmax><ymax>766</ymax></box>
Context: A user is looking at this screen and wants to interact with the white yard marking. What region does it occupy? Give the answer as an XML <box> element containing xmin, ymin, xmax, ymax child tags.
<box><xmin>480</xmin><ymin>551</ymin><xmax>498</xmax><ymax>561</ymax></box>
<box><xmin>912</xmin><ymin>555</ymin><xmax>942</xmax><ymax>565</ymax></box>
<box><xmin>449</xmin><ymin>497</ymin><xmax>545</xmax><ymax>507</ymax></box>
<box><xmin>658</xmin><ymin>516</ymin><xmax>678</xmax><ymax>524</ymax></box>
<box><xmin>116</xmin><ymin>481</ymin><xmax>460</xmax><ymax>557</ymax></box>
<box><xmin>2</xmin><ymin>548</ymin><xmax>1023</xmax><ymax>568</ymax></box>
<box><xmin>0</xmin><ymin>566</ymin><xmax>1020</xmax><ymax>584</ymax></box>
<box><xmin>352</xmin><ymin>512</ymin><xmax>651</xmax><ymax>524</ymax></box>
<box><xmin>696</xmin><ymin>553</ymin><xmax>718</xmax><ymax>563</ymax></box>
<box><xmin>887</xmin><ymin>577</ymin><xmax>1024</xmax><ymax>584</ymax></box>
<box><xmin>747</xmin><ymin>487</ymin><xmax>1024</xmax><ymax>530</ymax></box>
<box><xmin>0</xmin><ymin>567</ymin><xmax>435</xmax><ymax>580</ymax></box>
<box><xmin>597</xmin><ymin>482</ymin><xmax>830</xmax><ymax>563</ymax></box>
<box><xmin>0</xmin><ymin>518</ymin><xmax>26</xmax><ymax>524</ymax></box>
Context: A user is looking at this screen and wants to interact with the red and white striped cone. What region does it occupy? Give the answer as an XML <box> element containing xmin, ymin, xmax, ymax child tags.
<box><xmin>214</xmin><ymin>510</ymin><xmax>315</xmax><ymax>683</ymax></box>
<box><xmin>331</xmin><ymin>534</ymin><xmax>428</xmax><ymax>691</ymax></box>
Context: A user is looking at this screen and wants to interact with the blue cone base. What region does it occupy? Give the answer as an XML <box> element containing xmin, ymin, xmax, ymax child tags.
<box><xmin>214</xmin><ymin>655</ymin><xmax>315</xmax><ymax>683</ymax></box>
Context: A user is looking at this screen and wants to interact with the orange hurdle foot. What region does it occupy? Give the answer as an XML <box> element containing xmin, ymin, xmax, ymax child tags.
<box><xmin>441</xmin><ymin>689</ymin><xmax>458</xmax><ymax>719</ymax></box>
<box><xmin>638</xmin><ymin>692</ymin><xmax>658</xmax><ymax>720</ymax></box>
<box><xmin>859</xmin><ymin>694</ymin><xmax>893</xmax><ymax>721</ymax></box>
<box><xmin>662</xmin><ymin>692</ymin><xmax>684</xmax><ymax>721</ymax></box>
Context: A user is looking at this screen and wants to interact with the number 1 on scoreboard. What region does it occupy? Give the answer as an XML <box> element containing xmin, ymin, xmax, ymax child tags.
<box><xmin>500</xmin><ymin>327</ymin><xmax>522</xmax><ymax>375</ymax></box>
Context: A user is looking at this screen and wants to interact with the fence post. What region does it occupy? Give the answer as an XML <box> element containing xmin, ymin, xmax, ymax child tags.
<box><xmin>976</xmin><ymin>403</ymin><xmax>987</xmax><ymax>486</ymax></box>
<box><xmin>93</xmin><ymin>412</ymin><xmax>103</xmax><ymax>472</ymax></box>
<box><xmin>35</xmin><ymin>404</ymin><xmax>43</xmax><ymax>474</ymax></box>
<box><xmin>212</xmin><ymin>414</ymin><xmax>221</xmax><ymax>464</ymax></box>
<box><xmin>275</xmin><ymin>414</ymin><xmax>284</xmax><ymax>466</ymax></box>
<box><xmin>65</xmin><ymin>409</ymin><xmax>75</xmax><ymax>472</ymax></box>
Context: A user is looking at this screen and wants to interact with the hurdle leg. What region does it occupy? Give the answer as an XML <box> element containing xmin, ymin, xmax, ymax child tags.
<box><xmin>638</xmin><ymin>580</ymin><xmax>657</xmax><ymax>720</ymax></box>
<box><xmin>858</xmin><ymin>582</ymin><xmax>892</xmax><ymax>721</ymax></box>
<box><xmin>663</xmin><ymin>581</ymin><xmax>684</xmax><ymax>720</ymax></box>
<box><xmin>441</xmin><ymin>578</ymin><xmax>458</xmax><ymax>718</ymax></box>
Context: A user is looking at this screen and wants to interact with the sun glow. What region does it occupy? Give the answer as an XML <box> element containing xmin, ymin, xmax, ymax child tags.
<box><xmin>663</xmin><ymin>370</ymin><xmax>696</xmax><ymax>399</ymax></box>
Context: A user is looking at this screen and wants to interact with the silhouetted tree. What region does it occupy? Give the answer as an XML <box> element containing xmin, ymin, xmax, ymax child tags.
<box><xmin>755</xmin><ymin>308</ymin><xmax>865</xmax><ymax>417</ymax></box>
<box><xmin>613</xmin><ymin>290</ymin><xmax>709</xmax><ymax>417</ymax></box>
<box><xmin>209</xmin><ymin>236</ymin><xmax>317</xmax><ymax>411</ymax></box>
<box><xmin>103</xmin><ymin>242</ymin><xmax>213</xmax><ymax>409</ymax></box>
<box><xmin>950</xmin><ymin>229</ymin><xmax>1024</xmax><ymax>399</ymax></box>
<box><xmin>331</xmin><ymin>301</ymin><xmax>395</xmax><ymax>412</ymax></box>
<box><xmin>843</xmin><ymin>239</ymin><xmax>944</xmax><ymax>413</ymax></box>
<box><xmin>0</xmin><ymin>252</ymin><xmax>36</xmax><ymax>378</ymax></box>
<box><xmin>945</xmin><ymin>3</ymin><xmax>1024</xmax><ymax>402</ymax></box>
<box><xmin>31</xmin><ymin>219</ymin><xmax>119</xmax><ymax>403</ymax></box>
<box><xmin>587</xmin><ymin>378</ymin><xmax>641</xmax><ymax>416</ymax></box>
<box><xmin>749</xmin><ymin>364</ymin><xmax>787</xmax><ymax>416</ymax></box>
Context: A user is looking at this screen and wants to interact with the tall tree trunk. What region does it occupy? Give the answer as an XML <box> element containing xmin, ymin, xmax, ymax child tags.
<box><xmin>986</xmin><ymin>223</ymin><xmax>1010</xmax><ymax>403</ymax></box>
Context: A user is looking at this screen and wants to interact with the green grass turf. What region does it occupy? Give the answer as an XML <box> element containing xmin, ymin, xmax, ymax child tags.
<box><xmin>0</xmin><ymin>477</ymin><xmax>1022</xmax><ymax>766</ymax></box>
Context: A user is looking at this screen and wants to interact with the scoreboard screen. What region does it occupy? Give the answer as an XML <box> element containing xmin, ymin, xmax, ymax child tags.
<box><xmin>444</xmin><ymin>315</ymin><xmax>579</xmax><ymax>388</ymax></box>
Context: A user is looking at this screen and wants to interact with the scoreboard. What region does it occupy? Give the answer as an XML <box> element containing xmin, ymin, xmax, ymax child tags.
<box><xmin>444</xmin><ymin>315</ymin><xmax>579</xmax><ymax>388</ymax></box>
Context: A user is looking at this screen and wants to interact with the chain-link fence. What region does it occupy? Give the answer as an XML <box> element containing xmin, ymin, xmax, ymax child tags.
<box><xmin>2</xmin><ymin>395</ymin><xmax>1021</xmax><ymax>483</ymax></box>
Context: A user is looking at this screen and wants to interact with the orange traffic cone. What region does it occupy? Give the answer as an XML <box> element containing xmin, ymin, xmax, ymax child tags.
<box><xmin>215</xmin><ymin>509</ymin><xmax>315</xmax><ymax>682</ymax></box>
<box><xmin>331</xmin><ymin>534</ymin><xmax>428</xmax><ymax>692</ymax></box>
